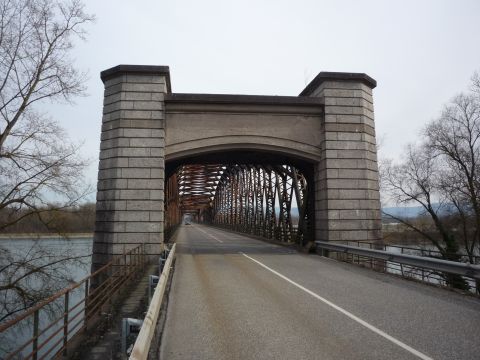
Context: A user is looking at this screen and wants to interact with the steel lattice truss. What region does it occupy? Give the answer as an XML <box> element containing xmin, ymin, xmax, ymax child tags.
<box><xmin>165</xmin><ymin>164</ymin><xmax>310</xmax><ymax>244</ymax></box>
<box><xmin>177</xmin><ymin>164</ymin><xmax>224</xmax><ymax>212</ymax></box>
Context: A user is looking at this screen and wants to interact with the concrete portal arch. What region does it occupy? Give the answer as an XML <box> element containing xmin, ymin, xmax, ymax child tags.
<box><xmin>164</xmin><ymin>93</ymin><xmax>324</xmax><ymax>164</ymax></box>
<box><xmin>92</xmin><ymin>65</ymin><xmax>381</xmax><ymax>269</ymax></box>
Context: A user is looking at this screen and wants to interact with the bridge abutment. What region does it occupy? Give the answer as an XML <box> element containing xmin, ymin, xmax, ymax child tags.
<box><xmin>300</xmin><ymin>73</ymin><xmax>382</xmax><ymax>243</ymax></box>
<box><xmin>92</xmin><ymin>66</ymin><xmax>170</xmax><ymax>270</ymax></box>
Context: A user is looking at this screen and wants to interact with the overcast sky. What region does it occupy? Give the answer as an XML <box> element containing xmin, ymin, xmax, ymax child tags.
<box><xmin>47</xmin><ymin>0</ymin><xmax>480</xmax><ymax>188</ymax></box>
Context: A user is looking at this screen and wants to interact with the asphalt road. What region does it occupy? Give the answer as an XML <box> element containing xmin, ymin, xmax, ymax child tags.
<box><xmin>159</xmin><ymin>224</ymin><xmax>480</xmax><ymax>360</ymax></box>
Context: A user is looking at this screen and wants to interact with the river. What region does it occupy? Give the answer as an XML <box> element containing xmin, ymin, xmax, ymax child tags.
<box><xmin>0</xmin><ymin>235</ymin><xmax>93</xmax><ymax>358</ymax></box>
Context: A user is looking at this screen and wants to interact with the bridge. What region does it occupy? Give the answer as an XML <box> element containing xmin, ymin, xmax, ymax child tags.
<box><xmin>1</xmin><ymin>65</ymin><xmax>479</xmax><ymax>359</ymax></box>
<box><xmin>91</xmin><ymin>65</ymin><xmax>478</xmax><ymax>359</ymax></box>
<box><xmin>93</xmin><ymin>64</ymin><xmax>381</xmax><ymax>270</ymax></box>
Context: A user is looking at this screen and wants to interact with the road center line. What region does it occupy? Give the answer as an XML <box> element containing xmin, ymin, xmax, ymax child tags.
<box><xmin>194</xmin><ymin>226</ymin><xmax>223</xmax><ymax>243</ymax></box>
<box><xmin>241</xmin><ymin>252</ymin><xmax>433</xmax><ymax>360</ymax></box>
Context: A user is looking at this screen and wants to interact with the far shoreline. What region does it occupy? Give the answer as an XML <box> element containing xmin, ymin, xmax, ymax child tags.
<box><xmin>0</xmin><ymin>233</ymin><xmax>93</xmax><ymax>239</ymax></box>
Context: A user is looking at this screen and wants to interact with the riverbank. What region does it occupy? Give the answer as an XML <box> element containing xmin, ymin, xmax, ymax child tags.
<box><xmin>0</xmin><ymin>233</ymin><xmax>93</xmax><ymax>239</ymax></box>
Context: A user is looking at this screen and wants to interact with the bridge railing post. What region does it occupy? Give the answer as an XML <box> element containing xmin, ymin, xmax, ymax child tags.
<box><xmin>63</xmin><ymin>290</ymin><xmax>69</xmax><ymax>356</ymax></box>
<box><xmin>32</xmin><ymin>309</ymin><xmax>39</xmax><ymax>360</ymax></box>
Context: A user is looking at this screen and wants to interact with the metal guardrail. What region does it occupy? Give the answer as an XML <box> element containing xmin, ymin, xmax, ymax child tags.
<box><xmin>342</xmin><ymin>240</ymin><xmax>480</xmax><ymax>264</ymax></box>
<box><xmin>0</xmin><ymin>244</ymin><xmax>146</xmax><ymax>359</ymax></box>
<box><xmin>316</xmin><ymin>241</ymin><xmax>480</xmax><ymax>280</ymax></box>
<box><xmin>129</xmin><ymin>243</ymin><xmax>176</xmax><ymax>360</ymax></box>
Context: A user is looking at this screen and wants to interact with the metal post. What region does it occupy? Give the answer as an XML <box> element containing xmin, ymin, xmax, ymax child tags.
<box><xmin>63</xmin><ymin>290</ymin><xmax>69</xmax><ymax>356</ymax></box>
<box><xmin>84</xmin><ymin>278</ymin><xmax>90</xmax><ymax>332</ymax></box>
<box><xmin>124</xmin><ymin>249</ymin><xmax>127</xmax><ymax>278</ymax></box>
<box><xmin>400</xmin><ymin>247</ymin><xmax>405</xmax><ymax>276</ymax></box>
<box><xmin>33</xmin><ymin>309</ymin><xmax>39</xmax><ymax>360</ymax></box>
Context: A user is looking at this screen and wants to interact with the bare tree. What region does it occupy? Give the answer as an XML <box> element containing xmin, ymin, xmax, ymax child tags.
<box><xmin>0</xmin><ymin>0</ymin><xmax>94</xmax><ymax>325</ymax></box>
<box><xmin>382</xmin><ymin>72</ymin><xmax>480</xmax><ymax>291</ymax></box>
<box><xmin>0</xmin><ymin>0</ymin><xmax>94</xmax><ymax>227</ymax></box>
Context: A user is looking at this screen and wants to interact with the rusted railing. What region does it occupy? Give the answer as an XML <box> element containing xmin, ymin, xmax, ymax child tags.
<box><xmin>0</xmin><ymin>244</ymin><xmax>145</xmax><ymax>359</ymax></box>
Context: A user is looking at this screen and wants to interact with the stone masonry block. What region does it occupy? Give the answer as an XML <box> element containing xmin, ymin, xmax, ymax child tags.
<box><xmin>149</xmin><ymin>190</ymin><xmax>164</xmax><ymax>200</ymax></box>
<box><xmin>98</xmin><ymin>168</ymin><xmax>123</xmax><ymax>180</ymax></box>
<box><xmin>127</xmin><ymin>179</ymin><xmax>163</xmax><ymax>190</ymax></box>
<box><xmin>324</xmin><ymin>123</ymin><xmax>375</xmax><ymax>137</ymax></box>
<box><xmin>119</xmin><ymin>189</ymin><xmax>151</xmax><ymax>200</ymax></box>
<box><xmin>101</xmin><ymin>128</ymin><xmax>124</xmax><ymax>140</ymax></box>
<box><xmin>326</xmin><ymin>189</ymin><xmax>380</xmax><ymax>201</ymax></box>
<box><xmin>126</xmin><ymin>200</ymin><xmax>163</xmax><ymax>211</ymax></box>
<box><xmin>336</xmin><ymin>168</ymin><xmax>379</xmax><ymax>181</ymax></box>
<box><xmin>327</xmin><ymin>230</ymin><xmax>369</xmax><ymax>242</ymax></box>
<box><xmin>149</xmin><ymin>211</ymin><xmax>164</xmax><ymax>221</ymax></box>
<box><xmin>104</xmin><ymin>92</ymin><xmax>122</xmax><ymax>106</ymax></box>
<box><xmin>102</xmin><ymin>119</ymin><xmax>164</xmax><ymax>131</ymax></box>
<box><xmin>122</xmin><ymin>110</ymin><xmax>161</xmax><ymax>120</ymax></box>
<box><xmin>123</xmin><ymin>128</ymin><xmax>155</xmax><ymax>138</ymax></box>
<box><xmin>103</xmin><ymin>75</ymin><xmax>127</xmax><ymax>88</ymax></box>
<box><xmin>324</xmin><ymin>97</ymin><xmax>373</xmax><ymax>111</ymax></box>
<box><xmin>129</xmin><ymin>138</ymin><xmax>164</xmax><ymax>148</ymax></box>
<box><xmin>117</xmin><ymin>211</ymin><xmax>150</xmax><ymax>222</ymax></box>
<box><xmin>125</xmin><ymin>222</ymin><xmax>162</xmax><ymax>233</ymax></box>
<box><xmin>95</xmin><ymin>221</ymin><xmax>126</xmax><ymax>233</ymax></box>
<box><xmin>128</xmin><ymin>157</ymin><xmax>164</xmax><ymax>168</ymax></box>
<box><xmin>326</xmin><ymin>178</ymin><xmax>379</xmax><ymax>190</ymax></box>
<box><xmin>123</xmin><ymin>83</ymin><xmax>167</xmax><ymax>93</ymax></box>
<box><xmin>324</xmin><ymin>149</ymin><xmax>377</xmax><ymax>161</ymax></box>
<box><xmin>133</xmin><ymin>101</ymin><xmax>164</xmax><ymax>111</ymax></box>
<box><xmin>328</xmin><ymin>219</ymin><xmax>382</xmax><ymax>231</ymax></box>
<box><xmin>151</xmin><ymin>129</ymin><xmax>165</xmax><ymax>138</ymax></box>
<box><xmin>320</xmin><ymin>209</ymin><xmax>381</xmax><ymax>221</ymax></box>
<box><xmin>103</xmin><ymin>101</ymin><xmax>134</xmax><ymax>114</ymax></box>
<box><xmin>150</xmin><ymin>169</ymin><xmax>165</xmax><ymax>179</ymax></box>
<box><xmin>124</xmin><ymin>92</ymin><xmax>154</xmax><ymax>101</ymax></box>
<box><xmin>317</xmin><ymin>81</ymin><xmax>373</xmax><ymax>94</ymax></box>
<box><xmin>100</xmin><ymin>137</ymin><xmax>130</xmax><ymax>150</ymax></box>
<box><xmin>114</xmin><ymin>232</ymin><xmax>149</xmax><ymax>243</ymax></box>
<box><xmin>121</xmin><ymin>168</ymin><xmax>151</xmax><ymax>179</ymax></box>
<box><xmin>96</xmin><ymin>200</ymin><xmax>126</xmax><ymax>211</ymax></box>
<box><xmin>323</xmin><ymin>140</ymin><xmax>375</xmax><ymax>151</ymax></box>
<box><xmin>322</xmin><ymin>88</ymin><xmax>373</xmax><ymax>103</ymax></box>
<box><xmin>99</xmin><ymin>157</ymin><xmax>129</xmax><ymax>170</ymax></box>
<box><xmin>97</xmin><ymin>178</ymin><xmax>128</xmax><ymax>190</ymax></box>
<box><xmin>126</xmin><ymin>74</ymin><xmax>166</xmax><ymax>84</ymax></box>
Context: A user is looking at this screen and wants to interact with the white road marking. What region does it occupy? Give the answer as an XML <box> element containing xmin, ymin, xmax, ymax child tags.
<box><xmin>241</xmin><ymin>252</ymin><xmax>434</xmax><ymax>360</ymax></box>
<box><xmin>194</xmin><ymin>225</ymin><xmax>224</xmax><ymax>243</ymax></box>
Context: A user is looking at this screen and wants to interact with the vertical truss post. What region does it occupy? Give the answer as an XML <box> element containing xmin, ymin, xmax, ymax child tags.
<box><xmin>292</xmin><ymin>167</ymin><xmax>309</xmax><ymax>245</ymax></box>
<box><xmin>254</xmin><ymin>167</ymin><xmax>264</xmax><ymax>236</ymax></box>
<box><xmin>264</xmin><ymin>168</ymin><xmax>276</xmax><ymax>239</ymax></box>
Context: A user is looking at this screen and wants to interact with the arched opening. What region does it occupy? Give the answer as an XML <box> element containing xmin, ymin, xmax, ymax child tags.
<box><xmin>164</xmin><ymin>149</ymin><xmax>315</xmax><ymax>247</ymax></box>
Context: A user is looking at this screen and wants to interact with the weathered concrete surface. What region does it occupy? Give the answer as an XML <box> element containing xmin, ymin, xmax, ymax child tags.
<box><xmin>164</xmin><ymin>94</ymin><xmax>324</xmax><ymax>162</ymax></box>
<box><xmin>160</xmin><ymin>224</ymin><xmax>480</xmax><ymax>360</ymax></box>
<box><xmin>93</xmin><ymin>66</ymin><xmax>168</xmax><ymax>270</ymax></box>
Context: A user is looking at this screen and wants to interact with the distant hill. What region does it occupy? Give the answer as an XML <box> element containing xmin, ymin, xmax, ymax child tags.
<box><xmin>382</xmin><ymin>206</ymin><xmax>425</xmax><ymax>219</ymax></box>
<box><xmin>382</xmin><ymin>204</ymin><xmax>456</xmax><ymax>219</ymax></box>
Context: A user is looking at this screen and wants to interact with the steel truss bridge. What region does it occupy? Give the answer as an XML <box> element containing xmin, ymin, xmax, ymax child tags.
<box><xmin>165</xmin><ymin>163</ymin><xmax>311</xmax><ymax>245</ymax></box>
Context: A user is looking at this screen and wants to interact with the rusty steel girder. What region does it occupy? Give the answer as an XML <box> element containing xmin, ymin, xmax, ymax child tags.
<box><xmin>164</xmin><ymin>163</ymin><xmax>310</xmax><ymax>244</ymax></box>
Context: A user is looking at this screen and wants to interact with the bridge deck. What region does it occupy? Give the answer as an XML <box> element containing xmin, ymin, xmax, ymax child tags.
<box><xmin>160</xmin><ymin>225</ymin><xmax>480</xmax><ymax>360</ymax></box>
